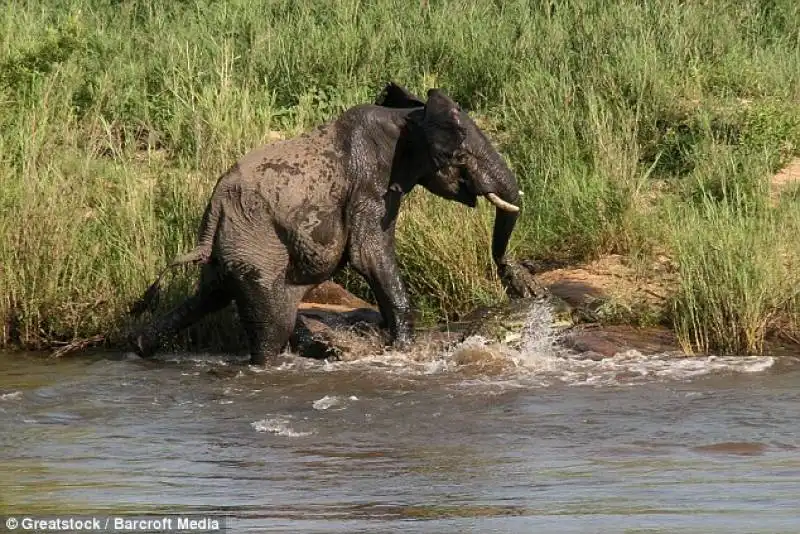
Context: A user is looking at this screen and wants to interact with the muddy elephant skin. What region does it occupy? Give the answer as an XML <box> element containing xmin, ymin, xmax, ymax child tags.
<box><xmin>129</xmin><ymin>83</ymin><xmax>530</xmax><ymax>365</ymax></box>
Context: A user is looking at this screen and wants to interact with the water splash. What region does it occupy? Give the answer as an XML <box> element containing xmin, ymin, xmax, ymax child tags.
<box><xmin>251</xmin><ymin>416</ymin><xmax>312</xmax><ymax>437</ymax></box>
<box><xmin>508</xmin><ymin>301</ymin><xmax>563</xmax><ymax>371</ymax></box>
<box><xmin>312</xmin><ymin>395</ymin><xmax>358</xmax><ymax>410</ymax></box>
<box><xmin>1</xmin><ymin>391</ymin><xmax>23</xmax><ymax>401</ymax></box>
<box><xmin>235</xmin><ymin>300</ymin><xmax>777</xmax><ymax>388</ymax></box>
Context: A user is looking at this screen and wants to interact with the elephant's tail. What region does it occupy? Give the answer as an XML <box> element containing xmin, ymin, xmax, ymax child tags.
<box><xmin>129</xmin><ymin>199</ymin><xmax>222</xmax><ymax>317</ymax></box>
<box><xmin>128</xmin><ymin>247</ymin><xmax>212</xmax><ymax>317</ymax></box>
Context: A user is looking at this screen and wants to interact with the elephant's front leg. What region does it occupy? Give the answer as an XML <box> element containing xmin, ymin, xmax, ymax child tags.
<box><xmin>349</xmin><ymin>230</ymin><xmax>414</xmax><ymax>349</ymax></box>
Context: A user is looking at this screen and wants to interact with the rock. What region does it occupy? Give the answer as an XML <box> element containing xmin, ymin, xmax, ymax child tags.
<box><xmin>547</xmin><ymin>280</ymin><xmax>605</xmax><ymax>309</ymax></box>
<box><xmin>561</xmin><ymin>329</ymin><xmax>620</xmax><ymax>357</ymax></box>
<box><xmin>298</xmin><ymin>306</ymin><xmax>383</xmax><ymax>331</ymax></box>
<box><xmin>301</xmin><ymin>281</ymin><xmax>374</xmax><ymax>309</ymax></box>
<box><xmin>292</xmin><ymin>284</ymin><xmax>382</xmax><ymax>360</ymax></box>
<box><xmin>533</xmin><ymin>254</ymin><xmax>672</xmax><ymax>313</ymax></box>
<box><xmin>294</xmin><ymin>312</ymin><xmax>385</xmax><ymax>360</ymax></box>
<box><xmin>562</xmin><ymin>324</ymin><xmax>679</xmax><ymax>357</ymax></box>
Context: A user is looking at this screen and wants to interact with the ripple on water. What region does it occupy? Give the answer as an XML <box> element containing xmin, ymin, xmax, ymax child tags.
<box><xmin>692</xmin><ymin>442</ymin><xmax>769</xmax><ymax>456</ymax></box>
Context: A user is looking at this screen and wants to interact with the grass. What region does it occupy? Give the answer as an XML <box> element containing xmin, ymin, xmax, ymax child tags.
<box><xmin>1</xmin><ymin>0</ymin><xmax>799</xmax><ymax>354</ymax></box>
<box><xmin>667</xmin><ymin>154</ymin><xmax>800</xmax><ymax>355</ymax></box>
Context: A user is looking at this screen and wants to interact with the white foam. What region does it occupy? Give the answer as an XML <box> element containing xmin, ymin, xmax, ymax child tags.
<box><xmin>0</xmin><ymin>391</ymin><xmax>22</xmax><ymax>401</ymax></box>
<box><xmin>503</xmin><ymin>349</ymin><xmax>776</xmax><ymax>388</ymax></box>
<box><xmin>312</xmin><ymin>395</ymin><xmax>346</xmax><ymax>410</ymax></box>
<box><xmin>517</xmin><ymin>300</ymin><xmax>562</xmax><ymax>355</ymax></box>
<box><xmin>158</xmin><ymin>353</ymin><xmax>232</xmax><ymax>366</ymax></box>
<box><xmin>466</xmin><ymin>303</ymin><xmax>775</xmax><ymax>386</ymax></box>
<box><xmin>251</xmin><ymin>416</ymin><xmax>312</xmax><ymax>437</ymax></box>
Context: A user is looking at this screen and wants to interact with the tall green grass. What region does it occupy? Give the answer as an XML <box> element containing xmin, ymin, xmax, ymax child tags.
<box><xmin>1</xmin><ymin>0</ymin><xmax>799</xmax><ymax>353</ymax></box>
<box><xmin>668</xmin><ymin>187</ymin><xmax>800</xmax><ymax>355</ymax></box>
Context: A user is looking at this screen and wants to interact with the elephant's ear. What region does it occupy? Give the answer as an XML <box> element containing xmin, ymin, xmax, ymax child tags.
<box><xmin>422</xmin><ymin>89</ymin><xmax>466</xmax><ymax>169</ymax></box>
<box><xmin>375</xmin><ymin>82</ymin><xmax>425</xmax><ymax>108</ymax></box>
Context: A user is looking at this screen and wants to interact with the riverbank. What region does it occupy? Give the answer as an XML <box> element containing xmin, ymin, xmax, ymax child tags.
<box><xmin>2</xmin><ymin>1</ymin><xmax>799</xmax><ymax>356</ymax></box>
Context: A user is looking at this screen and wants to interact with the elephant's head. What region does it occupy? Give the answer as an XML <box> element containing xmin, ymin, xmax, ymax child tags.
<box><xmin>377</xmin><ymin>82</ymin><xmax>539</xmax><ymax>298</ymax></box>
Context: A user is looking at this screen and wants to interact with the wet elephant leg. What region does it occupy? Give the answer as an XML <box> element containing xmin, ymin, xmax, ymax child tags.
<box><xmin>348</xmin><ymin>231</ymin><xmax>414</xmax><ymax>349</ymax></box>
<box><xmin>130</xmin><ymin>265</ymin><xmax>231</xmax><ymax>357</ymax></box>
<box><xmin>233</xmin><ymin>275</ymin><xmax>304</xmax><ymax>366</ymax></box>
<box><xmin>216</xmin><ymin>210</ymin><xmax>305</xmax><ymax>365</ymax></box>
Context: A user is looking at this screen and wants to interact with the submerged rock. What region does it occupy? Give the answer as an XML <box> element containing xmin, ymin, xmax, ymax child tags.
<box><xmin>295</xmin><ymin>304</ymin><xmax>384</xmax><ymax>360</ymax></box>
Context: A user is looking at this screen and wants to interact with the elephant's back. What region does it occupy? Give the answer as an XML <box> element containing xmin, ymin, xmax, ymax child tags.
<box><xmin>236</xmin><ymin>124</ymin><xmax>348</xmax><ymax>211</ymax></box>
<box><xmin>214</xmin><ymin>124</ymin><xmax>349</xmax><ymax>283</ymax></box>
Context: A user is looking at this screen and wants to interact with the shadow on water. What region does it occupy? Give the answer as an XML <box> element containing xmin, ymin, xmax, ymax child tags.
<box><xmin>1</xmin><ymin>302</ymin><xmax>799</xmax><ymax>533</ymax></box>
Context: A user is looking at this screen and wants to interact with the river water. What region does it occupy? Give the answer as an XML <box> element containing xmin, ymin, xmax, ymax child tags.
<box><xmin>1</xmin><ymin>304</ymin><xmax>799</xmax><ymax>533</ymax></box>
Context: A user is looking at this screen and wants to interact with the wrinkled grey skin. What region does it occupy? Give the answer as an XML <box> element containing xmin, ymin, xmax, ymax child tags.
<box><xmin>129</xmin><ymin>83</ymin><xmax>535</xmax><ymax>366</ymax></box>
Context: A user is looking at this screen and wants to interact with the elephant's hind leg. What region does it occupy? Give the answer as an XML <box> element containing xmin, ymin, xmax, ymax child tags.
<box><xmin>233</xmin><ymin>276</ymin><xmax>307</xmax><ymax>366</ymax></box>
<box><xmin>130</xmin><ymin>266</ymin><xmax>230</xmax><ymax>357</ymax></box>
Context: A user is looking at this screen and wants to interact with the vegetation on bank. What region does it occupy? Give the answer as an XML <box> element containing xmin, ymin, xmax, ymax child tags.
<box><xmin>1</xmin><ymin>0</ymin><xmax>799</xmax><ymax>355</ymax></box>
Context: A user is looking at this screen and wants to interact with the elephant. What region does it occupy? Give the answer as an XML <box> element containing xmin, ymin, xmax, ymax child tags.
<box><xmin>128</xmin><ymin>82</ymin><xmax>537</xmax><ymax>366</ymax></box>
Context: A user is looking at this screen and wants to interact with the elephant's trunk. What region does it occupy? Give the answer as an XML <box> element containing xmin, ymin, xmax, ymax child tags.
<box><xmin>470</xmin><ymin>150</ymin><xmax>522</xmax><ymax>268</ymax></box>
<box><xmin>490</xmin><ymin>193</ymin><xmax>520</xmax><ymax>269</ymax></box>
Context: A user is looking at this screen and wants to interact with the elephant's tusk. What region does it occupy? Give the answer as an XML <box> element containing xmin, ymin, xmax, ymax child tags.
<box><xmin>485</xmin><ymin>193</ymin><xmax>520</xmax><ymax>213</ymax></box>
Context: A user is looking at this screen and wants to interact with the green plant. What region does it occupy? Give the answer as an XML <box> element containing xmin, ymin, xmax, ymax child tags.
<box><xmin>668</xmin><ymin>200</ymin><xmax>800</xmax><ymax>355</ymax></box>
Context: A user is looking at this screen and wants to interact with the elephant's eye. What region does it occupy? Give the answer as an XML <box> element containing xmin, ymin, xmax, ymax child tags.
<box><xmin>452</xmin><ymin>151</ymin><xmax>469</xmax><ymax>165</ymax></box>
